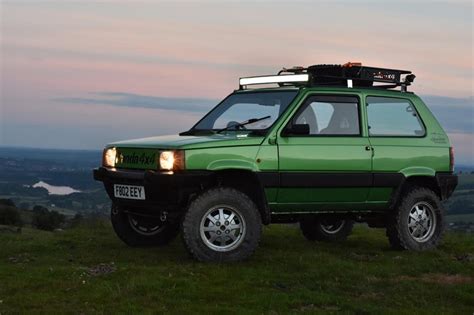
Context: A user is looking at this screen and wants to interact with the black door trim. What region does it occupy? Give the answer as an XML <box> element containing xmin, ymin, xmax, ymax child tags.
<box><xmin>256</xmin><ymin>172</ymin><xmax>404</xmax><ymax>188</ymax></box>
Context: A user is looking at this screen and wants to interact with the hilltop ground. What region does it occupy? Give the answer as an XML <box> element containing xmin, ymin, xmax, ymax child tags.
<box><xmin>0</xmin><ymin>223</ymin><xmax>473</xmax><ymax>314</ymax></box>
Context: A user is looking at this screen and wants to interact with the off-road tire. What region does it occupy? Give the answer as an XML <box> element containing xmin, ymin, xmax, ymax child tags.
<box><xmin>181</xmin><ymin>187</ymin><xmax>262</xmax><ymax>262</ymax></box>
<box><xmin>111</xmin><ymin>204</ymin><xmax>179</xmax><ymax>247</ymax></box>
<box><xmin>386</xmin><ymin>187</ymin><xmax>444</xmax><ymax>251</ymax></box>
<box><xmin>300</xmin><ymin>217</ymin><xmax>354</xmax><ymax>242</ymax></box>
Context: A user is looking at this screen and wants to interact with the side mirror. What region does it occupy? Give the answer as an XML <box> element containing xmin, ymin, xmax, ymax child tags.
<box><xmin>282</xmin><ymin>124</ymin><xmax>310</xmax><ymax>136</ymax></box>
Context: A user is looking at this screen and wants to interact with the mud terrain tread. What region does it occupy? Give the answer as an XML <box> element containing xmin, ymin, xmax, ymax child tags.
<box><xmin>386</xmin><ymin>186</ymin><xmax>444</xmax><ymax>251</ymax></box>
<box><xmin>181</xmin><ymin>187</ymin><xmax>262</xmax><ymax>262</ymax></box>
<box><xmin>111</xmin><ymin>204</ymin><xmax>179</xmax><ymax>247</ymax></box>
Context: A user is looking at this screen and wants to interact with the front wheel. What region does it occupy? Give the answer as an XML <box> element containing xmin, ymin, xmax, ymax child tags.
<box><xmin>300</xmin><ymin>217</ymin><xmax>354</xmax><ymax>242</ymax></box>
<box><xmin>386</xmin><ymin>187</ymin><xmax>444</xmax><ymax>251</ymax></box>
<box><xmin>111</xmin><ymin>204</ymin><xmax>180</xmax><ymax>247</ymax></box>
<box><xmin>181</xmin><ymin>187</ymin><xmax>262</xmax><ymax>262</ymax></box>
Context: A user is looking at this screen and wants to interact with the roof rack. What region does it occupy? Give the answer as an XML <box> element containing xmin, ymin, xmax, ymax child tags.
<box><xmin>239</xmin><ymin>62</ymin><xmax>416</xmax><ymax>92</ymax></box>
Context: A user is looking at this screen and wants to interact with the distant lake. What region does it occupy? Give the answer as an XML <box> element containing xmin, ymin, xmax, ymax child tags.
<box><xmin>32</xmin><ymin>181</ymin><xmax>81</xmax><ymax>195</ymax></box>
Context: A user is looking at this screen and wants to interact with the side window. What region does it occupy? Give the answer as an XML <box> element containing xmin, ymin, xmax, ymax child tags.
<box><xmin>292</xmin><ymin>96</ymin><xmax>360</xmax><ymax>135</ymax></box>
<box><xmin>367</xmin><ymin>97</ymin><xmax>425</xmax><ymax>136</ymax></box>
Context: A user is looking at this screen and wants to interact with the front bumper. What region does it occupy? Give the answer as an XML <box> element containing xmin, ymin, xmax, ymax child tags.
<box><xmin>93</xmin><ymin>167</ymin><xmax>212</xmax><ymax>211</ymax></box>
<box><xmin>435</xmin><ymin>172</ymin><xmax>458</xmax><ymax>200</ymax></box>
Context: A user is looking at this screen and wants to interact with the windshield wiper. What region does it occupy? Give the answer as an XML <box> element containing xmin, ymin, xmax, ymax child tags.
<box><xmin>217</xmin><ymin>116</ymin><xmax>271</xmax><ymax>134</ymax></box>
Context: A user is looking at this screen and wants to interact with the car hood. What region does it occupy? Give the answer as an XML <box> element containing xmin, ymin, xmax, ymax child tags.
<box><xmin>108</xmin><ymin>133</ymin><xmax>265</xmax><ymax>150</ymax></box>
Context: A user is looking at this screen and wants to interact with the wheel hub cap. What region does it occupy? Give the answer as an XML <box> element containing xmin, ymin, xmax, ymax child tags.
<box><xmin>128</xmin><ymin>214</ymin><xmax>164</xmax><ymax>236</ymax></box>
<box><xmin>407</xmin><ymin>202</ymin><xmax>436</xmax><ymax>243</ymax></box>
<box><xmin>200</xmin><ymin>206</ymin><xmax>246</xmax><ymax>252</ymax></box>
<box><xmin>320</xmin><ymin>219</ymin><xmax>345</xmax><ymax>234</ymax></box>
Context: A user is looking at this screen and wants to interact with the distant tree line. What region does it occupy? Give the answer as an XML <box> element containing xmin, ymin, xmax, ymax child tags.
<box><xmin>0</xmin><ymin>199</ymin><xmax>65</xmax><ymax>231</ymax></box>
<box><xmin>0</xmin><ymin>182</ymin><xmax>110</xmax><ymax>212</ymax></box>
<box><xmin>0</xmin><ymin>199</ymin><xmax>23</xmax><ymax>227</ymax></box>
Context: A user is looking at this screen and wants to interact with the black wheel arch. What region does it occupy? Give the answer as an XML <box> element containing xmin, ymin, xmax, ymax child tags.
<box><xmin>389</xmin><ymin>173</ymin><xmax>457</xmax><ymax>209</ymax></box>
<box><xmin>210</xmin><ymin>169</ymin><xmax>271</xmax><ymax>225</ymax></box>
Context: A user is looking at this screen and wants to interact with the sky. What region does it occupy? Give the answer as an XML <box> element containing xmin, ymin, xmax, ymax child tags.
<box><xmin>0</xmin><ymin>1</ymin><xmax>473</xmax><ymax>164</ymax></box>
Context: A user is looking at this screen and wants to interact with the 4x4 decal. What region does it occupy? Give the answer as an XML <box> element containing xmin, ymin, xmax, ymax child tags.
<box><xmin>116</xmin><ymin>149</ymin><xmax>157</xmax><ymax>169</ymax></box>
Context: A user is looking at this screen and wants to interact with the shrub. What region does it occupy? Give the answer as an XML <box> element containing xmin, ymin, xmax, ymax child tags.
<box><xmin>0</xmin><ymin>206</ymin><xmax>23</xmax><ymax>227</ymax></box>
<box><xmin>31</xmin><ymin>206</ymin><xmax>65</xmax><ymax>231</ymax></box>
<box><xmin>68</xmin><ymin>213</ymin><xmax>83</xmax><ymax>228</ymax></box>
<box><xmin>0</xmin><ymin>199</ymin><xmax>16</xmax><ymax>207</ymax></box>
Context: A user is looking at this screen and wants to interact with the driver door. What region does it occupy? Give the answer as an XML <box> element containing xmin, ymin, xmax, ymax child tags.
<box><xmin>276</xmin><ymin>94</ymin><xmax>372</xmax><ymax>211</ymax></box>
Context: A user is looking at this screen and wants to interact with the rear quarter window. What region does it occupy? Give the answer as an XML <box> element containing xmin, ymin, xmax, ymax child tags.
<box><xmin>366</xmin><ymin>96</ymin><xmax>425</xmax><ymax>137</ymax></box>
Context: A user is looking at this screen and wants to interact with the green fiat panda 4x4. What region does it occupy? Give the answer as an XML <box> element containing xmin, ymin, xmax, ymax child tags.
<box><xmin>94</xmin><ymin>63</ymin><xmax>458</xmax><ymax>262</ymax></box>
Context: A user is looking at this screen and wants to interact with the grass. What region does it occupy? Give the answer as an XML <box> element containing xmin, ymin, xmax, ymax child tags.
<box><xmin>0</xmin><ymin>223</ymin><xmax>473</xmax><ymax>314</ymax></box>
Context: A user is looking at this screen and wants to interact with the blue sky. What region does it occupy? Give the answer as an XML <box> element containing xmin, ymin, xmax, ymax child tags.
<box><xmin>0</xmin><ymin>1</ymin><xmax>473</xmax><ymax>163</ymax></box>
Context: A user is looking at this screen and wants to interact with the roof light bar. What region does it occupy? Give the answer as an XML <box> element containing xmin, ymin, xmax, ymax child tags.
<box><xmin>239</xmin><ymin>74</ymin><xmax>309</xmax><ymax>88</ymax></box>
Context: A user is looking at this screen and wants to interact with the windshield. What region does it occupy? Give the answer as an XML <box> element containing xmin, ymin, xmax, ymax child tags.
<box><xmin>192</xmin><ymin>91</ymin><xmax>298</xmax><ymax>132</ymax></box>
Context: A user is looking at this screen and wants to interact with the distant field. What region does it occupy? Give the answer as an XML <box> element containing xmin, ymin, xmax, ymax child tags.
<box><xmin>0</xmin><ymin>224</ymin><xmax>472</xmax><ymax>314</ymax></box>
<box><xmin>446</xmin><ymin>213</ymin><xmax>474</xmax><ymax>223</ymax></box>
<box><xmin>458</xmin><ymin>173</ymin><xmax>474</xmax><ymax>186</ymax></box>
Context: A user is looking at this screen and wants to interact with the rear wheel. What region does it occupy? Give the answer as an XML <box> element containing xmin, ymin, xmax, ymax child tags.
<box><xmin>111</xmin><ymin>204</ymin><xmax>179</xmax><ymax>247</ymax></box>
<box><xmin>386</xmin><ymin>187</ymin><xmax>444</xmax><ymax>251</ymax></box>
<box><xmin>300</xmin><ymin>217</ymin><xmax>354</xmax><ymax>242</ymax></box>
<box><xmin>182</xmin><ymin>187</ymin><xmax>262</xmax><ymax>262</ymax></box>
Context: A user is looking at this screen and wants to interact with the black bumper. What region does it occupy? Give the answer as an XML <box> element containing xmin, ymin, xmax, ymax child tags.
<box><xmin>436</xmin><ymin>172</ymin><xmax>458</xmax><ymax>200</ymax></box>
<box><xmin>93</xmin><ymin>167</ymin><xmax>213</xmax><ymax>211</ymax></box>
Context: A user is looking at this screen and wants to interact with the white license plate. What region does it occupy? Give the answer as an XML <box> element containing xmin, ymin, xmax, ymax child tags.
<box><xmin>114</xmin><ymin>184</ymin><xmax>146</xmax><ymax>200</ymax></box>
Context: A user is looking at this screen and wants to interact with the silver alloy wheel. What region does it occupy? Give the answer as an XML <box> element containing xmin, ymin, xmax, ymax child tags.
<box><xmin>320</xmin><ymin>220</ymin><xmax>345</xmax><ymax>234</ymax></box>
<box><xmin>128</xmin><ymin>214</ymin><xmax>165</xmax><ymax>236</ymax></box>
<box><xmin>407</xmin><ymin>201</ymin><xmax>437</xmax><ymax>243</ymax></box>
<box><xmin>200</xmin><ymin>205</ymin><xmax>246</xmax><ymax>252</ymax></box>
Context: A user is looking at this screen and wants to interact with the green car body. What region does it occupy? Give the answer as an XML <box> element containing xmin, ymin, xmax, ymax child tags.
<box><xmin>94</xmin><ymin>67</ymin><xmax>457</xmax><ymax>261</ymax></box>
<box><xmin>96</xmin><ymin>87</ymin><xmax>454</xmax><ymax>214</ymax></box>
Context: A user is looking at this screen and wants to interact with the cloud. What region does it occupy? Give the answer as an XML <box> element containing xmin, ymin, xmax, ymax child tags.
<box><xmin>55</xmin><ymin>92</ymin><xmax>217</xmax><ymax>113</ymax></box>
<box><xmin>4</xmin><ymin>42</ymin><xmax>275</xmax><ymax>74</ymax></box>
<box><xmin>56</xmin><ymin>92</ymin><xmax>474</xmax><ymax>134</ymax></box>
<box><xmin>421</xmin><ymin>95</ymin><xmax>474</xmax><ymax>134</ymax></box>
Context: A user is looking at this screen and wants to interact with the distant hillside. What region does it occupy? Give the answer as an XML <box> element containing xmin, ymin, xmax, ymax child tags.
<box><xmin>457</xmin><ymin>165</ymin><xmax>474</xmax><ymax>173</ymax></box>
<box><xmin>444</xmin><ymin>174</ymin><xmax>474</xmax><ymax>224</ymax></box>
<box><xmin>0</xmin><ymin>146</ymin><xmax>101</xmax><ymax>168</ymax></box>
<box><xmin>0</xmin><ymin>147</ymin><xmax>473</xmax><ymax>222</ymax></box>
<box><xmin>0</xmin><ymin>147</ymin><xmax>110</xmax><ymax>214</ymax></box>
